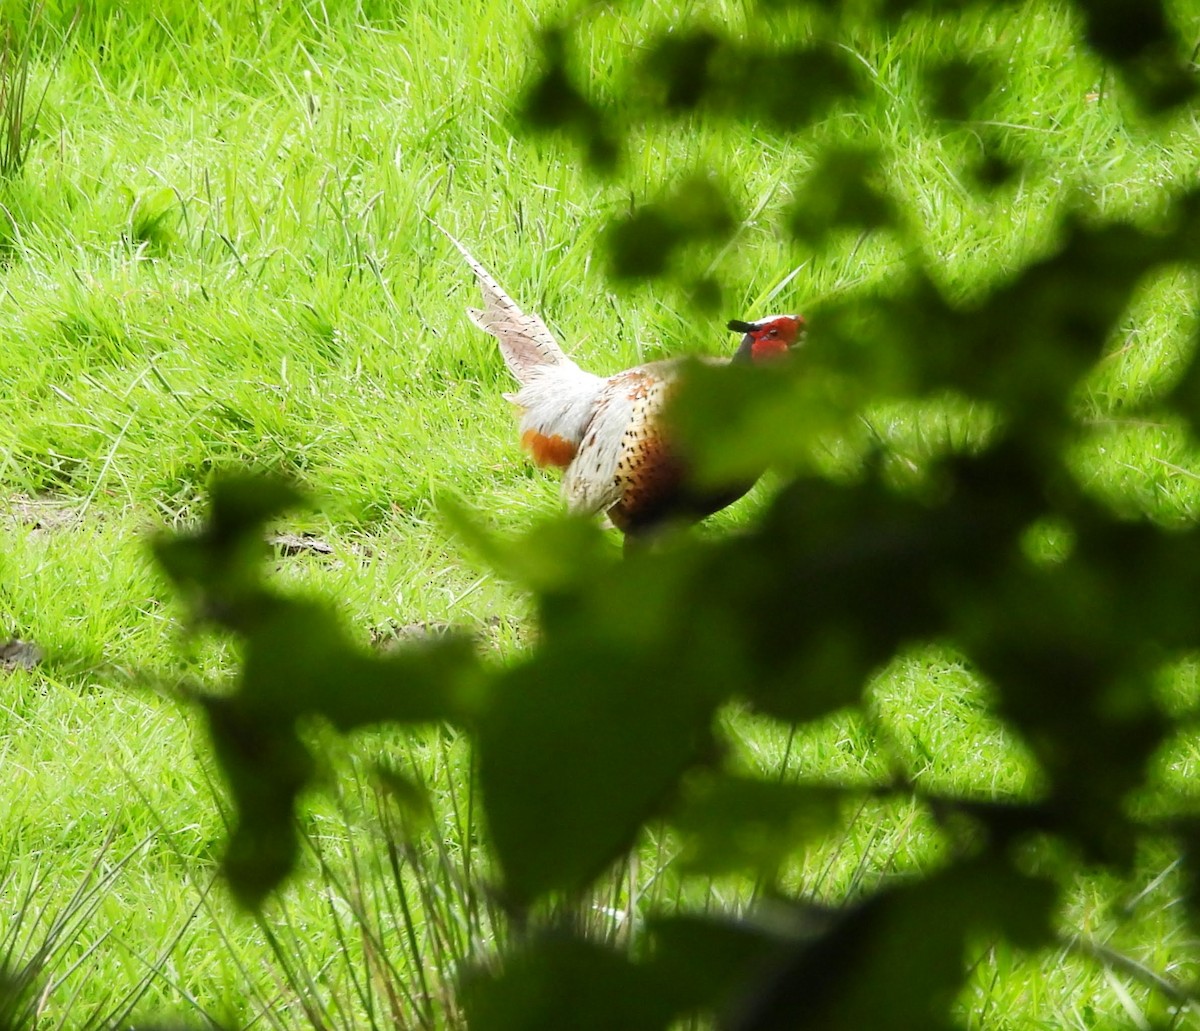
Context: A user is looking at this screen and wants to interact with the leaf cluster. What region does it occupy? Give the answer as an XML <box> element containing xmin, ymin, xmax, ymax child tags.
<box><xmin>151</xmin><ymin>0</ymin><xmax>1200</xmax><ymax>1026</ymax></box>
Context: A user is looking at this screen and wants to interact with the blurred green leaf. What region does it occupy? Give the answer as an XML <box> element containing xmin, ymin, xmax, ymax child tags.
<box><xmin>463</xmin><ymin>933</ymin><xmax>671</xmax><ymax>1031</ymax></box>
<box><xmin>724</xmin><ymin>43</ymin><xmax>861</xmax><ymax>130</ymax></box>
<box><xmin>478</xmin><ymin>643</ymin><xmax>720</xmax><ymax>907</ymax></box>
<box><xmin>152</xmin><ymin>471</ymin><xmax>304</xmax><ymax>625</ymax></box>
<box><xmin>923</xmin><ymin>57</ymin><xmax>998</xmax><ymax>121</ymax></box>
<box><xmin>156</xmin><ymin>473</ymin><xmax>484</xmax><ymax>906</ymax></box>
<box><xmin>955</xmin><ymin>515</ymin><xmax>1186</xmax><ymax>864</ymax></box>
<box><xmin>711</xmin><ymin>444</ymin><xmax>1045</xmax><ymax>721</ymax></box>
<box><xmin>726</xmin><ymin>858</ymin><xmax>1056</xmax><ymax>1030</ymax></box>
<box><xmin>1071</xmin><ymin>0</ymin><xmax>1197</xmax><ymax>109</ymax></box>
<box><xmin>201</xmin><ymin>694</ymin><xmax>312</xmax><ymax>910</ymax></box>
<box><xmin>521</xmin><ymin>29</ymin><xmax>619</xmax><ymax>170</ymax></box>
<box><xmin>1165</xmin><ymin>327</ymin><xmax>1200</xmax><ymax>436</ymax></box>
<box><xmin>607</xmin><ymin>174</ymin><xmax>736</xmax><ymax>281</ymax></box>
<box><xmin>967</xmin><ymin>148</ymin><xmax>1021</xmax><ymax>191</ymax></box>
<box><xmin>667</xmin><ymin>358</ymin><xmax>862</xmax><ymax>488</ymax></box>
<box><xmin>788</xmin><ymin>147</ymin><xmax>897</xmax><ymax>246</ymax></box>
<box><xmin>634</xmin><ymin>36</ymin><xmax>860</xmax><ymax>129</ymax></box>
<box><xmin>441</xmin><ymin>497</ymin><xmax>614</xmax><ymax>594</ymax></box>
<box><xmin>238</xmin><ymin>598</ymin><xmax>479</xmax><ymax>727</ymax></box>
<box><xmin>638</xmin><ymin>28</ymin><xmax>721</xmax><ymax>111</ymax></box>
<box><xmin>672</xmin><ymin>773</ymin><xmax>843</xmax><ymax>877</ymax></box>
<box><xmin>375</xmin><ymin>765</ymin><xmax>436</xmax><ymax>831</ymax></box>
<box><xmin>644</xmin><ymin>913</ymin><xmax>796</xmax><ymax>1018</ymax></box>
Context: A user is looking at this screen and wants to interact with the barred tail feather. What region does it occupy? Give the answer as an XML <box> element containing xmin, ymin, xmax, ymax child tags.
<box><xmin>436</xmin><ymin>223</ymin><xmax>572</xmax><ymax>385</ymax></box>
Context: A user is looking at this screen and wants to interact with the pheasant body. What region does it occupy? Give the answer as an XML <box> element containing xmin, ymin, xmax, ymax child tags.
<box><xmin>444</xmin><ymin>231</ymin><xmax>803</xmax><ymax>539</ymax></box>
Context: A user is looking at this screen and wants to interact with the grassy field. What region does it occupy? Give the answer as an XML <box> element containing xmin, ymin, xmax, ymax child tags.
<box><xmin>3</xmin><ymin>0</ymin><xmax>1200</xmax><ymax>1026</ymax></box>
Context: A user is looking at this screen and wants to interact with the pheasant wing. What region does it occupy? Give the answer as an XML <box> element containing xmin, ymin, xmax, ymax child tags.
<box><xmin>562</xmin><ymin>363</ymin><xmax>678</xmax><ymax>519</ymax></box>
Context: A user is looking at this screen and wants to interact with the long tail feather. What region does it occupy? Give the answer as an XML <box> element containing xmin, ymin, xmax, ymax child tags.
<box><xmin>434</xmin><ymin>222</ymin><xmax>571</xmax><ymax>384</ymax></box>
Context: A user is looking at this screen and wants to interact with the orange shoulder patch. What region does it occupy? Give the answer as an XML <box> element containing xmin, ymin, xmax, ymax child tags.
<box><xmin>521</xmin><ymin>429</ymin><xmax>577</xmax><ymax>468</ymax></box>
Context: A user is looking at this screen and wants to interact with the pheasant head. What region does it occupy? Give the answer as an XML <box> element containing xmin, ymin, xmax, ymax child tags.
<box><xmin>728</xmin><ymin>314</ymin><xmax>806</xmax><ymax>362</ymax></box>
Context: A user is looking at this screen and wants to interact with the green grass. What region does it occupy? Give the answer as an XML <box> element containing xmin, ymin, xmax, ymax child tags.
<box><xmin>2</xmin><ymin>0</ymin><xmax>1200</xmax><ymax>1025</ymax></box>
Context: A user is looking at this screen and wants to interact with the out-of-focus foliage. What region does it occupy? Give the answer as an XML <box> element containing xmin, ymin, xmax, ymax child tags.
<box><xmin>153</xmin><ymin>475</ymin><xmax>480</xmax><ymax>907</ymax></box>
<box><xmin>154</xmin><ymin>0</ymin><xmax>1200</xmax><ymax>1026</ymax></box>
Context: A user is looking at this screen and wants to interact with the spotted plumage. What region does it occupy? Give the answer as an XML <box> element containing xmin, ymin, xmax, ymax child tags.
<box><xmin>441</xmin><ymin>227</ymin><xmax>805</xmax><ymax>543</ymax></box>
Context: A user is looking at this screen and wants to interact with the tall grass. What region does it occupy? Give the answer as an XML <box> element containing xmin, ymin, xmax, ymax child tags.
<box><xmin>0</xmin><ymin>820</ymin><xmax>196</xmax><ymax>1029</ymax></box>
<box><xmin>0</xmin><ymin>1</ymin><xmax>76</xmax><ymax>180</ymax></box>
<box><xmin>0</xmin><ymin>3</ymin><xmax>40</xmax><ymax>179</ymax></box>
<box><xmin>247</xmin><ymin>745</ymin><xmax>497</xmax><ymax>1030</ymax></box>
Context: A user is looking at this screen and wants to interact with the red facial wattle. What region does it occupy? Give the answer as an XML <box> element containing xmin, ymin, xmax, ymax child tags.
<box><xmin>747</xmin><ymin>315</ymin><xmax>805</xmax><ymax>361</ymax></box>
<box><xmin>750</xmin><ymin>335</ymin><xmax>791</xmax><ymax>360</ymax></box>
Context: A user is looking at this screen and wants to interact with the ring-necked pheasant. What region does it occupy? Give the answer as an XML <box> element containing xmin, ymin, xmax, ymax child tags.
<box><xmin>445</xmin><ymin>232</ymin><xmax>805</xmax><ymax>546</ymax></box>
